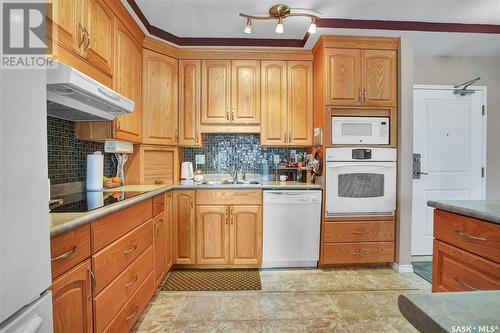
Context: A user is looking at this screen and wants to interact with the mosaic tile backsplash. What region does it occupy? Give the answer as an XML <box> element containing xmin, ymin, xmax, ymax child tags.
<box><xmin>47</xmin><ymin>116</ymin><xmax>114</xmax><ymax>185</ymax></box>
<box><xmin>183</xmin><ymin>134</ymin><xmax>307</xmax><ymax>174</ymax></box>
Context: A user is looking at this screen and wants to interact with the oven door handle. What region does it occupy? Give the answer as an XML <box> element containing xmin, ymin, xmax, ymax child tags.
<box><xmin>326</xmin><ymin>163</ymin><xmax>396</xmax><ymax>168</ymax></box>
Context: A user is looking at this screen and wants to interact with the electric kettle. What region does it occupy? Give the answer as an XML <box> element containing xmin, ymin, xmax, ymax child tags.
<box><xmin>181</xmin><ymin>162</ymin><xmax>194</xmax><ymax>182</ymax></box>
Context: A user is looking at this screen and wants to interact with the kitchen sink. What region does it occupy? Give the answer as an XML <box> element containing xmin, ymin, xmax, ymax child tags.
<box><xmin>202</xmin><ymin>180</ymin><xmax>260</xmax><ymax>185</ymax></box>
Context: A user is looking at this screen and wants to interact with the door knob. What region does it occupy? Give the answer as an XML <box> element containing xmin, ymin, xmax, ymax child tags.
<box><xmin>413</xmin><ymin>170</ymin><xmax>429</xmax><ymax>176</ymax></box>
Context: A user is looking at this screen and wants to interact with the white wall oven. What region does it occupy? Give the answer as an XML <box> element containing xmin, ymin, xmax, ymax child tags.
<box><xmin>331</xmin><ymin>116</ymin><xmax>389</xmax><ymax>145</ymax></box>
<box><xmin>326</xmin><ymin>148</ymin><xmax>396</xmax><ymax>216</ymax></box>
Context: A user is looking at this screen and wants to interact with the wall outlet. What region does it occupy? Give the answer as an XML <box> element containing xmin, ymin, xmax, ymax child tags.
<box><xmin>195</xmin><ymin>154</ymin><xmax>205</xmax><ymax>165</ymax></box>
<box><xmin>273</xmin><ymin>155</ymin><xmax>280</xmax><ymax>165</ymax></box>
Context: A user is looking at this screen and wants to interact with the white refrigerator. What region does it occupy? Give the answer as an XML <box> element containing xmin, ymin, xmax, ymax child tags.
<box><xmin>0</xmin><ymin>69</ymin><xmax>53</xmax><ymax>331</ymax></box>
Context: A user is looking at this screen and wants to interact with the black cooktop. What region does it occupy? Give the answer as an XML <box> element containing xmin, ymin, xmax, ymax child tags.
<box><xmin>50</xmin><ymin>191</ymin><xmax>147</xmax><ymax>213</ymax></box>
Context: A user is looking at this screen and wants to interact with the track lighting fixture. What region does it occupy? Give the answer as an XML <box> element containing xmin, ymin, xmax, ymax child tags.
<box><xmin>240</xmin><ymin>4</ymin><xmax>319</xmax><ymax>35</ymax></box>
<box><xmin>243</xmin><ymin>18</ymin><xmax>252</xmax><ymax>34</ymax></box>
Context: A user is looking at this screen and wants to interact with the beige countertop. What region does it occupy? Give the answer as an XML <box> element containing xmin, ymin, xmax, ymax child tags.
<box><xmin>50</xmin><ymin>182</ymin><xmax>322</xmax><ymax>237</ymax></box>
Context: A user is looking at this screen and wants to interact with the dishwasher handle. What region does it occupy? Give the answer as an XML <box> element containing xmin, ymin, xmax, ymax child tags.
<box><xmin>264</xmin><ymin>191</ymin><xmax>321</xmax><ymax>204</ymax></box>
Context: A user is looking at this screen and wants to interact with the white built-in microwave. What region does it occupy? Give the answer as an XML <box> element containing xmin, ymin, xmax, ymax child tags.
<box><xmin>331</xmin><ymin>116</ymin><xmax>389</xmax><ymax>145</ymax></box>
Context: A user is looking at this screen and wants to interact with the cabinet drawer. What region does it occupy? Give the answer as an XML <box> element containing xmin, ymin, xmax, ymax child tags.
<box><xmin>432</xmin><ymin>240</ymin><xmax>500</xmax><ymax>292</ymax></box>
<box><xmin>94</xmin><ymin>246</ymin><xmax>153</xmax><ymax>333</ymax></box>
<box><xmin>196</xmin><ymin>190</ymin><xmax>262</xmax><ymax>205</ymax></box>
<box><xmin>152</xmin><ymin>194</ymin><xmax>165</xmax><ymax>216</ymax></box>
<box><xmin>322</xmin><ymin>242</ymin><xmax>394</xmax><ymax>264</ymax></box>
<box><xmin>102</xmin><ymin>271</ymin><xmax>155</xmax><ymax>333</ymax></box>
<box><xmin>92</xmin><ymin>199</ymin><xmax>152</xmax><ymax>251</ymax></box>
<box><xmin>434</xmin><ymin>210</ymin><xmax>500</xmax><ymax>263</ymax></box>
<box><xmin>324</xmin><ymin>221</ymin><xmax>394</xmax><ymax>243</ymax></box>
<box><xmin>92</xmin><ymin>220</ymin><xmax>153</xmax><ymax>294</ymax></box>
<box><xmin>51</xmin><ymin>224</ymin><xmax>91</xmax><ymax>280</ymax></box>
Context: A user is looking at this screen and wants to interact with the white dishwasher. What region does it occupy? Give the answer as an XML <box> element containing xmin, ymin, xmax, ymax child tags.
<box><xmin>262</xmin><ymin>190</ymin><xmax>322</xmax><ymax>268</ymax></box>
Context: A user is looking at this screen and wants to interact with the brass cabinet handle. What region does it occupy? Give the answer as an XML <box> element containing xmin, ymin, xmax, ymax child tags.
<box><xmin>51</xmin><ymin>245</ymin><xmax>77</xmax><ymax>261</ymax></box>
<box><xmin>231</xmin><ymin>108</ymin><xmax>234</xmax><ymax>121</ymax></box>
<box><xmin>85</xmin><ymin>29</ymin><xmax>91</xmax><ymax>51</ymax></box>
<box><xmin>226</xmin><ymin>109</ymin><xmax>230</xmax><ymax>121</ymax></box>
<box><xmin>352</xmin><ymin>249</ymin><xmax>370</xmax><ymax>256</ymax></box>
<box><xmin>363</xmin><ymin>89</ymin><xmax>367</xmax><ymax>103</ymax></box>
<box><xmin>87</xmin><ymin>267</ymin><xmax>96</xmax><ymax>295</ymax></box>
<box><xmin>124</xmin><ymin>243</ymin><xmax>137</xmax><ymax>254</ymax></box>
<box><xmin>288</xmin><ymin>132</ymin><xmax>292</xmax><ymax>143</ymax></box>
<box><xmin>126</xmin><ymin>305</ymin><xmax>139</xmax><ymax>321</ymax></box>
<box><xmin>284</xmin><ymin>131</ymin><xmax>287</xmax><ymax>143</ymax></box>
<box><xmin>230</xmin><ymin>207</ymin><xmax>234</xmax><ymax>225</ymax></box>
<box><xmin>352</xmin><ymin>229</ymin><xmax>369</xmax><ymax>235</ymax></box>
<box><xmin>190</xmin><ymin>198</ymin><xmax>194</xmax><ymax>209</ymax></box>
<box><xmin>124</xmin><ymin>275</ymin><xmax>138</xmax><ymax>288</ymax></box>
<box><xmin>454</xmin><ymin>230</ymin><xmax>487</xmax><ymax>242</ymax></box>
<box><xmin>226</xmin><ymin>207</ymin><xmax>229</xmax><ymax>225</ymax></box>
<box><xmin>116</xmin><ymin>118</ymin><xmax>121</xmax><ymax>131</ymax></box>
<box><xmin>195</xmin><ymin>130</ymin><xmax>199</xmax><ymax>143</ymax></box>
<box><xmin>78</xmin><ymin>23</ymin><xmax>86</xmax><ymax>48</ymax></box>
<box><xmin>358</xmin><ymin>88</ymin><xmax>362</xmax><ymax>103</ymax></box>
<box><xmin>175</xmin><ymin>129</ymin><xmax>179</xmax><ymax>143</ymax></box>
<box><xmin>453</xmin><ymin>275</ymin><xmax>480</xmax><ymax>291</ymax></box>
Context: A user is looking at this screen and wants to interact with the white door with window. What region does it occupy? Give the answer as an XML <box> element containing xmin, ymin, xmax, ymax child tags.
<box><xmin>411</xmin><ymin>86</ymin><xmax>486</xmax><ymax>255</ymax></box>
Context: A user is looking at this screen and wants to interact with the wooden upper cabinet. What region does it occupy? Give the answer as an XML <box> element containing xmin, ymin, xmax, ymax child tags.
<box><xmin>325</xmin><ymin>47</ymin><xmax>397</xmax><ymax>107</ymax></box>
<box><xmin>47</xmin><ymin>0</ymin><xmax>83</xmax><ymax>55</ymax></box>
<box><xmin>84</xmin><ymin>0</ymin><xmax>114</xmax><ymax>76</ymax></box>
<box><xmin>230</xmin><ymin>206</ymin><xmax>262</xmax><ymax>265</ymax></box>
<box><xmin>179</xmin><ymin>60</ymin><xmax>202</xmax><ymax>147</ymax></box>
<box><xmin>173</xmin><ymin>191</ymin><xmax>196</xmax><ymax>265</ymax></box>
<box><xmin>325</xmin><ymin>48</ymin><xmax>362</xmax><ymax>106</ymax></box>
<box><xmin>196</xmin><ymin>206</ymin><xmax>229</xmax><ymax>265</ymax></box>
<box><xmin>362</xmin><ymin>49</ymin><xmax>397</xmax><ymax>106</ymax></box>
<box><xmin>260</xmin><ymin>61</ymin><xmax>287</xmax><ymax>145</ymax></box>
<box><xmin>201</xmin><ymin>60</ymin><xmax>231</xmax><ymax>124</ymax></box>
<box><xmin>142</xmin><ymin>50</ymin><xmax>178</xmax><ymax>145</ymax></box>
<box><xmin>51</xmin><ymin>260</ymin><xmax>93</xmax><ymax>333</ymax></box>
<box><xmin>287</xmin><ymin>61</ymin><xmax>313</xmax><ymax>146</ymax></box>
<box><xmin>231</xmin><ymin>60</ymin><xmax>260</xmax><ymax>124</ymax></box>
<box><xmin>113</xmin><ymin>20</ymin><xmax>142</xmax><ymax>143</ymax></box>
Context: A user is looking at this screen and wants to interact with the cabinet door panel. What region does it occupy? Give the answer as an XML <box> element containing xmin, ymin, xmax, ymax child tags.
<box><xmin>287</xmin><ymin>61</ymin><xmax>313</xmax><ymax>146</ymax></box>
<box><xmin>85</xmin><ymin>0</ymin><xmax>114</xmax><ymax>76</ymax></box>
<box><xmin>362</xmin><ymin>49</ymin><xmax>397</xmax><ymax>106</ymax></box>
<box><xmin>230</xmin><ymin>206</ymin><xmax>262</xmax><ymax>265</ymax></box>
<box><xmin>196</xmin><ymin>206</ymin><xmax>229</xmax><ymax>265</ymax></box>
<box><xmin>179</xmin><ymin>60</ymin><xmax>201</xmax><ymax>146</ymax></box>
<box><xmin>51</xmin><ymin>260</ymin><xmax>92</xmax><ymax>333</ymax></box>
<box><xmin>153</xmin><ymin>214</ymin><xmax>166</xmax><ymax>287</ymax></box>
<box><xmin>260</xmin><ymin>61</ymin><xmax>287</xmax><ymax>145</ymax></box>
<box><xmin>326</xmin><ymin>48</ymin><xmax>361</xmax><ymax>106</ymax></box>
<box><xmin>46</xmin><ymin>0</ymin><xmax>83</xmax><ymax>55</ymax></box>
<box><xmin>173</xmin><ymin>191</ymin><xmax>196</xmax><ymax>264</ymax></box>
<box><xmin>231</xmin><ymin>60</ymin><xmax>260</xmax><ymax>124</ymax></box>
<box><xmin>164</xmin><ymin>192</ymin><xmax>173</xmax><ymax>271</ymax></box>
<box><xmin>142</xmin><ymin>50</ymin><xmax>178</xmax><ymax>145</ymax></box>
<box><xmin>114</xmin><ymin>20</ymin><xmax>142</xmax><ymax>142</ymax></box>
<box><xmin>201</xmin><ymin>60</ymin><xmax>231</xmax><ymax>124</ymax></box>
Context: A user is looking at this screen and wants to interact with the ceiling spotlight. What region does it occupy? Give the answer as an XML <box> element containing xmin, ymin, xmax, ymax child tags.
<box><xmin>275</xmin><ymin>18</ymin><xmax>284</xmax><ymax>33</ymax></box>
<box><xmin>308</xmin><ymin>17</ymin><xmax>317</xmax><ymax>33</ymax></box>
<box><xmin>243</xmin><ymin>18</ymin><xmax>252</xmax><ymax>34</ymax></box>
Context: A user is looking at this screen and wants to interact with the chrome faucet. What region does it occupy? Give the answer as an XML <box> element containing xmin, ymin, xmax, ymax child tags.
<box><xmin>222</xmin><ymin>168</ymin><xmax>238</xmax><ymax>183</ymax></box>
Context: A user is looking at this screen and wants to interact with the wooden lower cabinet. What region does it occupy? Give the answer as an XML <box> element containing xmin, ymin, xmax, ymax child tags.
<box><xmin>164</xmin><ymin>192</ymin><xmax>173</xmax><ymax>270</ymax></box>
<box><xmin>153</xmin><ymin>213</ymin><xmax>166</xmax><ymax>287</ymax></box>
<box><xmin>230</xmin><ymin>206</ymin><xmax>262</xmax><ymax>265</ymax></box>
<box><xmin>432</xmin><ymin>209</ymin><xmax>500</xmax><ymax>292</ymax></box>
<box><xmin>51</xmin><ymin>259</ymin><xmax>93</xmax><ymax>333</ymax></box>
<box><xmin>173</xmin><ymin>190</ymin><xmax>196</xmax><ymax>264</ymax></box>
<box><xmin>196</xmin><ymin>205</ymin><xmax>230</xmax><ymax>264</ymax></box>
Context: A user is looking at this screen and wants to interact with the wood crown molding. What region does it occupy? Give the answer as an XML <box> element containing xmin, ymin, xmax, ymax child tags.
<box><xmin>107</xmin><ymin>0</ymin><xmax>145</xmax><ymax>44</ymax></box>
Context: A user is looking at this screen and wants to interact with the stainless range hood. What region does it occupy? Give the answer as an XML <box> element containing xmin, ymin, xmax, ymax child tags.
<box><xmin>46</xmin><ymin>62</ymin><xmax>134</xmax><ymax>121</ymax></box>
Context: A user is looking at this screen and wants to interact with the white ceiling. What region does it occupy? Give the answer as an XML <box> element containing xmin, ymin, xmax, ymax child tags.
<box><xmin>128</xmin><ymin>0</ymin><xmax>500</xmax><ymax>56</ymax></box>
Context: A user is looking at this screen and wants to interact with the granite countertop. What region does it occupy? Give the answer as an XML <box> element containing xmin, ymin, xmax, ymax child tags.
<box><xmin>50</xmin><ymin>181</ymin><xmax>322</xmax><ymax>236</ymax></box>
<box><xmin>427</xmin><ymin>200</ymin><xmax>500</xmax><ymax>225</ymax></box>
<box><xmin>398</xmin><ymin>291</ymin><xmax>500</xmax><ymax>333</ymax></box>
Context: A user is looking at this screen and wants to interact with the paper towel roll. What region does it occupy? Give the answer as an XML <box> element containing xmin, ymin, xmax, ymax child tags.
<box><xmin>86</xmin><ymin>152</ymin><xmax>103</xmax><ymax>191</ymax></box>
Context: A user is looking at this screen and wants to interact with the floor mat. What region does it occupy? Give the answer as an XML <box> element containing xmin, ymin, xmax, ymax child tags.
<box><xmin>160</xmin><ymin>268</ymin><xmax>262</xmax><ymax>291</ymax></box>
<box><xmin>412</xmin><ymin>261</ymin><xmax>432</xmax><ymax>283</ymax></box>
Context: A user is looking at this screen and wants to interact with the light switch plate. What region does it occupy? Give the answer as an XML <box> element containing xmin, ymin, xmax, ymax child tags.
<box><xmin>195</xmin><ymin>154</ymin><xmax>205</xmax><ymax>165</ymax></box>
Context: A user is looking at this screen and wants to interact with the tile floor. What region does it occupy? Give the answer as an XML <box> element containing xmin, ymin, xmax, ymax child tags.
<box><xmin>133</xmin><ymin>267</ymin><xmax>430</xmax><ymax>332</ymax></box>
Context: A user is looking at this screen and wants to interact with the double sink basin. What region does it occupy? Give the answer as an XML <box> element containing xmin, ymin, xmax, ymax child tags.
<box><xmin>202</xmin><ymin>180</ymin><xmax>261</xmax><ymax>185</ymax></box>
